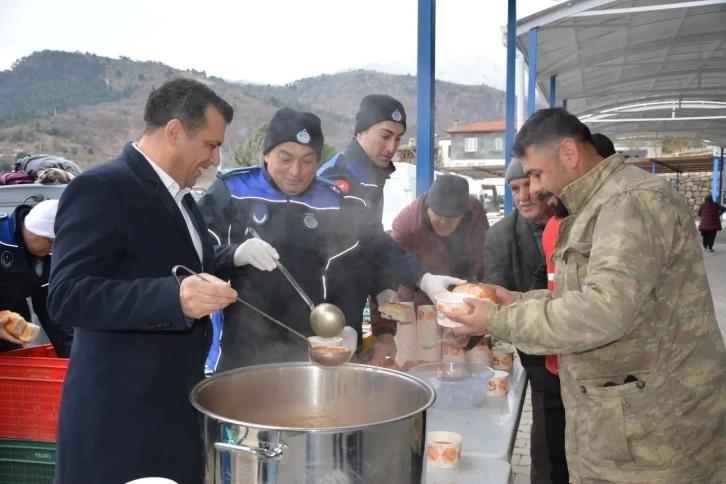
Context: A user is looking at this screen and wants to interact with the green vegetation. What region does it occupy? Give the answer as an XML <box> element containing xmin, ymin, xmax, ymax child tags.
<box><xmin>0</xmin><ymin>50</ymin><xmax>137</xmax><ymax>126</ymax></box>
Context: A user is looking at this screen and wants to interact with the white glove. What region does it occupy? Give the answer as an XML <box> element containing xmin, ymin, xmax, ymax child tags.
<box><xmin>375</xmin><ymin>289</ymin><xmax>400</xmax><ymax>305</ymax></box>
<box><xmin>418</xmin><ymin>273</ymin><xmax>466</xmax><ymax>303</ymax></box>
<box><xmin>340</xmin><ymin>326</ymin><xmax>358</xmax><ymax>353</ymax></box>
<box><xmin>234</xmin><ymin>239</ymin><xmax>279</xmax><ymax>271</ymax></box>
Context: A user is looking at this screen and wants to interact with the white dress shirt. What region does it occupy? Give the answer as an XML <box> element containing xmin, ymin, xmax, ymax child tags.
<box><xmin>133</xmin><ymin>143</ymin><xmax>203</xmax><ymax>262</ymax></box>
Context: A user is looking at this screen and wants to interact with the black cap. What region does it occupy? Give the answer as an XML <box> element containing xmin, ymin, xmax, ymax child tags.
<box><xmin>426</xmin><ymin>175</ymin><xmax>470</xmax><ymax>217</ymax></box>
<box><xmin>354</xmin><ymin>94</ymin><xmax>407</xmax><ymax>134</ymax></box>
<box><xmin>263</xmin><ymin>107</ymin><xmax>324</xmax><ymax>158</ymax></box>
<box><xmin>592</xmin><ymin>133</ymin><xmax>616</xmax><ymax>158</ymax></box>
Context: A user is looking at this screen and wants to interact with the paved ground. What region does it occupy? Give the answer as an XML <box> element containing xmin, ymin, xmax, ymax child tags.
<box><xmin>512</xmin><ymin>237</ymin><xmax>726</xmax><ymax>484</ymax></box>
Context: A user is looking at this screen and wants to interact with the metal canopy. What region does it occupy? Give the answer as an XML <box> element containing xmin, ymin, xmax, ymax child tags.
<box><xmin>512</xmin><ymin>0</ymin><xmax>726</xmax><ymax>147</ymax></box>
<box><xmin>443</xmin><ymin>153</ymin><xmax>713</xmax><ymax>178</ymax></box>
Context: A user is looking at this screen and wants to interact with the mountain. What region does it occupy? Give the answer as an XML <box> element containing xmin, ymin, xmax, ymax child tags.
<box><xmin>0</xmin><ymin>50</ymin><xmax>506</xmax><ymax>181</ymax></box>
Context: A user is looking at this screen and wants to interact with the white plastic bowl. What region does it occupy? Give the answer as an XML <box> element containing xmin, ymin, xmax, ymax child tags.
<box><xmin>410</xmin><ymin>362</ymin><xmax>494</xmax><ymax>409</ymax></box>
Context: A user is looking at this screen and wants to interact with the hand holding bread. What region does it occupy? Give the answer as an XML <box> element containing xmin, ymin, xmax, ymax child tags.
<box><xmin>0</xmin><ymin>310</ymin><xmax>41</xmax><ymax>345</ymax></box>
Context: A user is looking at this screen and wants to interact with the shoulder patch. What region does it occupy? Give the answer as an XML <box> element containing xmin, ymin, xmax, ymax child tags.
<box><xmin>333</xmin><ymin>179</ymin><xmax>350</xmax><ymax>194</ymax></box>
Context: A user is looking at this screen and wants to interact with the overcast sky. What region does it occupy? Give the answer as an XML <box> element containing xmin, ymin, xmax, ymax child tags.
<box><xmin>0</xmin><ymin>0</ymin><xmax>559</xmax><ymax>87</ymax></box>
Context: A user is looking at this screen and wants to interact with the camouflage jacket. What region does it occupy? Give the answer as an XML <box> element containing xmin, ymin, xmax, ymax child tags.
<box><xmin>487</xmin><ymin>154</ymin><xmax>726</xmax><ymax>483</ymax></box>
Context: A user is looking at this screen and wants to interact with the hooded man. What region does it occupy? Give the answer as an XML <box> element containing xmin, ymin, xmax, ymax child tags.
<box><xmin>0</xmin><ymin>199</ymin><xmax>73</xmax><ymax>355</ymax></box>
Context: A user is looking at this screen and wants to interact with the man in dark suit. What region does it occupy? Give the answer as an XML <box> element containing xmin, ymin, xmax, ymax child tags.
<box><xmin>480</xmin><ymin>158</ymin><xmax>568</xmax><ymax>484</ymax></box>
<box><xmin>47</xmin><ymin>78</ymin><xmax>265</xmax><ymax>484</ymax></box>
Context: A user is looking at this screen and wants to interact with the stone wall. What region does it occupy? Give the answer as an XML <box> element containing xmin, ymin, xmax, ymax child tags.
<box><xmin>659</xmin><ymin>172</ymin><xmax>722</xmax><ymax>216</ymax></box>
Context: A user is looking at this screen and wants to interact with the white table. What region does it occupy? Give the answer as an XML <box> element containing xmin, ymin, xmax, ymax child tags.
<box><xmin>424</xmin><ymin>361</ymin><xmax>528</xmax><ymax>483</ymax></box>
<box><xmin>426</xmin><ymin>457</ymin><xmax>512</xmax><ymax>484</ymax></box>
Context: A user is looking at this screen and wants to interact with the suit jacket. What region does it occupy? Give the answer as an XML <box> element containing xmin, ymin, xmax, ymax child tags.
<box><xmin>48</xmin><ymin>142</ymin><xmax>238</xmax><ymax>484</ymax></box>
<box><xmin>482</xmin><ymin>209</ymin><xmax>560</xmax><ymax>393</ymax></box>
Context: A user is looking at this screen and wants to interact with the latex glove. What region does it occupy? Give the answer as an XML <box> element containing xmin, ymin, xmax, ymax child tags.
<box><xmin>234</xmin><ymin>239</ymin><xmax>279</xmax><ymax>271</ymax></box>
<box><xmin>340</xmin><ymin>326</ymin><xmax>358</xmax><ymax>354</ymax></box>
<box><xmin>418</xmin><ymin>273</ymin><xmax>467</xmax><ymax>304</ymax></box>
<box><xmin>372</xmin><ymin>333</ymin><xmax>397</xmax><ymax>367</ymax></box>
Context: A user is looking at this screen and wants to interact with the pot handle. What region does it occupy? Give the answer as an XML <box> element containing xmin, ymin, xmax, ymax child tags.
<box><xmin>214</xmin><ymin>441</ymin><xmax>286</xmax><ymax>461</ymax></box>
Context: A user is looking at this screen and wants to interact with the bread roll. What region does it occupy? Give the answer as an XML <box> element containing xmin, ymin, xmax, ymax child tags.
<box><xmin>452</xmin><ymin>283</ymin><xmax>498</xmax><ymax>303</ymax></box>
<box><xmin>379</xmin><ymin>302</ymin><xmax>416</xmax><ymax>324</ymax></box>
<box><xmin>1</xmin><ymin>310</ymin><xmax>29</xmax><ymax>337</ymax></box>
<box><xmin>19</xmin><ymin>323</ymin><xmax>41</xmax><ymax>343</ymax></box>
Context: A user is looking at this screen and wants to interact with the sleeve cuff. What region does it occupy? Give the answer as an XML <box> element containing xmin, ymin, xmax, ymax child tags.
<box><xmin>487</xmin><ymin>304</ymin><xmax>508</xmax><ymax>341</ymax></box>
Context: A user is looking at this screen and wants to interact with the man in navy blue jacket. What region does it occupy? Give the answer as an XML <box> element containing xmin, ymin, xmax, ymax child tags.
<box><xmin>47</xmin><ymin>78</ymin><xmax>264</xmax><ymax>484</ymax></box>
<box><xmin>318</xmin><ymin>94</ymin><xmax>409</xmax><ymax>365</ymax></box>
<box><xmin>199</xmin><ymin>107</ymin><xmax>462</xmax><ymax>371</ymax></box>
<box><xmin>0</xmin><ymin>200</ymin><xmax>73</xmax><ymax>355</ymax></box>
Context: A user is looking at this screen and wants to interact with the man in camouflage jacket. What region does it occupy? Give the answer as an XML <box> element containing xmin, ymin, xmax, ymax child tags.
<box><xmin>446</xmin><ymin>107</ymin><xmax>726</xmax><ymax>484</ymax></box>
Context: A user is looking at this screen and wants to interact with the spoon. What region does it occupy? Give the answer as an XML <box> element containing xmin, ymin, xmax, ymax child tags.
<box><xmin>245</xmin><ymin>228</ymin><xmax>345</xmax><ymax>338</ymax></box>
<box><xmin>171</xmin><ymin>265</ymin><xmax>351</xmax><ymax>368</ymax></box>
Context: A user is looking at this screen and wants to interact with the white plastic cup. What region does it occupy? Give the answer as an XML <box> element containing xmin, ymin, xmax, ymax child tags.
<box><xmin>435</xmin><ymin>292</ymin><xmax>474</xmax><ymax>328</ymax></box>
<box><xmin>492</xmin><ymin>344</ymin><xmax>515</xmax><ymax>370</ymax></box>
<box><xmin>426</xmin><ymin>431</ymin><xmax>464</xmax><ymax>468</ymax></box>
<box><xmin>487</xmin><ymin>370</ymin><xmax>510</xmax><ymax>396</ymax></box>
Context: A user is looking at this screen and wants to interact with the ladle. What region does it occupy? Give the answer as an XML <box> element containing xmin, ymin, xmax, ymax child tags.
<box><xmin>171</xmin><ymin>265</ymin><xmax>351</xmax><ymax>368</ymax></box>
<box><xmin>245</xmin><ymin>228</ymin><xmax>345</xmax><ymax>338</ymax></box>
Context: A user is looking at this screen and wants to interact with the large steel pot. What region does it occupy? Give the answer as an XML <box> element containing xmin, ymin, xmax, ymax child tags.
<box><xmin>191</xmin><ymin>362</ymin><xmax>436</xmax><ymax>484</ymax></box>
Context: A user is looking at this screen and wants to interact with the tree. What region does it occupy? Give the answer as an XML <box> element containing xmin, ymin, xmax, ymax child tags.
<box><xmin>233</xmin><ymin>123</ymin><xmax>267</xmax><ymax>167</ymax></box>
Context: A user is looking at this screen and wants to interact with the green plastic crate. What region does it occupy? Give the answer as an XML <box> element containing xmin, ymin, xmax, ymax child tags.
<box><xmin>0</xmin><ymin>438</ymin><xmax>56</xmax><ymax>484</ymax></box>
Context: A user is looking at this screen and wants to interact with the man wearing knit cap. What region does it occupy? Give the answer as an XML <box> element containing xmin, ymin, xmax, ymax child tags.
<box><xmin>198</xmin><ymin>107</ymin><xmax>357</xmax><ymax>370</ymax></box>
<box><xmin>317</xmin><ymin>94</ymin><xmax>410</xmax><ymax>364</ymax></box>
<box><xmin>0</xmin><ymin>199</ymin><xmax>73</xmax><ymax>355</ymax></box>
<box><xmin>375</xmin><ymin>175</ymin><xmax>489</xmax><ymax>359</ymax></box>
<box><xmin>200</xmin><ymin>107</ymin><xmax>464</xmax><ymax>370</ymax></box>
<box><xmin>477</xmin><ymin>158</ymin><xmax>568</xmax><ymax>484</ymax></box>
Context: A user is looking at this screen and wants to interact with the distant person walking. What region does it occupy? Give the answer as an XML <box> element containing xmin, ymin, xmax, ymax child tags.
<box><xmin>697</xmin><ymin>194</ymin><xmax>726</xmax><ymax>252</ymax></box>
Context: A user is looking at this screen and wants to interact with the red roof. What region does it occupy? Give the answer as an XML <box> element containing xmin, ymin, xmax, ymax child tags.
<box><xmin>447</xmin><ymin>120</ymin><xmax>506</xmax><ymax>133</ymax></box>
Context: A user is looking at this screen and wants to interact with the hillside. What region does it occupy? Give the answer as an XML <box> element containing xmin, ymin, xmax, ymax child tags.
<box><xmin>0</xmin><ymin>50</ymin><xmax>506</xmax><ymax>178</ymax></box>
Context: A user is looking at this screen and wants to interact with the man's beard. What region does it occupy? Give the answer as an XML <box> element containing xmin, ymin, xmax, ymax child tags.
<box><xmin>538</xmin><ymin>191</ymin><xmax>569</xmax><ymax>218</ymax></box>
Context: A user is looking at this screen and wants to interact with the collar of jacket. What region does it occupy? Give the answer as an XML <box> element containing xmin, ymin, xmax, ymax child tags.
<box><xmin>343</xmin><ymin>138</ymin><xmax>396</xmax><ymax>185</ymax></box>
<box><xmin>560</xmin><ymin>154</ymin><xmax>625</xmax><ymax>216</ymax></box>
<box><xmin>261</xmin><ymin>161</ymin><xmax>318</xmax><ymax>197</ymax></box>
<box><xmin>11</xmin><ymin>205</ymin><xmax>31</xmax><ymax>248</ymax></box>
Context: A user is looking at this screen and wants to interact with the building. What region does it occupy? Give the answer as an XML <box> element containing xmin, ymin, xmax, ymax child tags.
<box><xmin>446</xmin><ymin>120</ymin><xmax>506</xmax><ymax>168</ymax></box>
<box><xmin>393</xmin><ymin>138</ymin><xmax>416</xmax><ymax>164</ymax></box>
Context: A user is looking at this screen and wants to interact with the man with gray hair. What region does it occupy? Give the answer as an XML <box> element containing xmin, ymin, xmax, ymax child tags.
<box><xmin>472</xmin><ymin>158</ymin><xmax>567</xmax><ymax>483</ymax></box>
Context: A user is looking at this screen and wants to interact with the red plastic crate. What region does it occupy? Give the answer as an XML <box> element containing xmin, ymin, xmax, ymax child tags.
<box><xmin>0</xmin><ymin>344</ymin><xmax>68</xmax><ymax>442</ymax></box>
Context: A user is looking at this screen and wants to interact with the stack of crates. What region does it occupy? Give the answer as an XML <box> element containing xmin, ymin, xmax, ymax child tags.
<box><xmin>0</xmin><ymin>345</ymin><xmax>68</xmax><ymax>484</ymax></box>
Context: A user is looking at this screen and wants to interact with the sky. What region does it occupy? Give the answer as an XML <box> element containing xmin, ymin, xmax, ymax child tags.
<box><xmin>0</xmin><ymin>0</ymin><xmax>560</xmax><ymax>88</ymax></box>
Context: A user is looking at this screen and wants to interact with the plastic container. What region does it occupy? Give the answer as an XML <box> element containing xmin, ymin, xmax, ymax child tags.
<box><xmin>410</xmin><ymin>362</ymin><xmax>494</xmax><ymax>409</ymax></box>
<box><xmin>0</xmin><ymin>344</ymin><xmax>68</xmax><ymax>441</ymax></box>
<box><xmin>0</xmin><ymin>437</ymin><xmax>56</xmax><ymax>484</ymax></box>
<box><xmin>435</xmin><ymin>292</ymin><xmax>473</xmax><ymax>328</ymax></box>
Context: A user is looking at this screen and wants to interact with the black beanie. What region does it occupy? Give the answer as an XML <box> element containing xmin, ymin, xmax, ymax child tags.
<box><xmin>354</xmin><ymin>94</ymin><xmax>407</xmax><ymax>134</ymax></box>
<box><xmin>592</xmin><ymin>133</ymin><xmax>616</xmax><ymax>158</ymax></box>
<box><xmin>426</xmin><ymin>175</ymin><xmax>470</xmax><ymax>217</ymax></box>
<box><xmin>263</xmin><ymin>107</ymin><xmax>324</xmax><ymax>158</ymax></box>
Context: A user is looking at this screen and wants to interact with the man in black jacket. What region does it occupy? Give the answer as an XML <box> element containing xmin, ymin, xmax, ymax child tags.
<box><xmin>479</xmin><ymin>158</ymin><xmax>568</xmax><ymax>484</ymax></box>
<box><xmin>48</xmin><ymin>78</ymin><xmax>247</xmax><ymax>484</ymax></box>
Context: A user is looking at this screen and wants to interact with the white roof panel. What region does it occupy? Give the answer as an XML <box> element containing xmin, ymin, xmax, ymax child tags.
<box><xmin>510</xmin><ymin>0</ymin><xmax>726</xmax><ymax>148</ymax></box>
